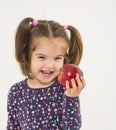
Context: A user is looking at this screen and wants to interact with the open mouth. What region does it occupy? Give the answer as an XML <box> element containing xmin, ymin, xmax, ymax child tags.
<box><xmin>40</xmin><ymin>70</ymin><xmax>54</xmax><ymax>77</ymax></box>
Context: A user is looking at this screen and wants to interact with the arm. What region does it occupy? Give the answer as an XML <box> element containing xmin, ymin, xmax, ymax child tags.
<box><xmin>6</xmin><ymin>88</ymin><xmax>21</xmax><ymax>130</ymax></box>
<box><xmin>61</xmin><ymin>75</ymin><xmax>86</xmax><ymax>130</ymax></box>
<box><xmin>61</xmin><ymin>95</ymin><xmax>82</xmax><ymax>130</ymax></box>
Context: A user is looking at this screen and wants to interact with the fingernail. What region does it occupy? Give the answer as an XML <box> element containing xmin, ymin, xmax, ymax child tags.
<box><xmin>76</xmin><ymin>74</ymin><xmax>79</xmax><ymax>78</ymax></box>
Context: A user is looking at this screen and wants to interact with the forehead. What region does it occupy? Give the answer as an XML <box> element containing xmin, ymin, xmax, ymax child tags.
<box><xmin>33</xmin><ymin>37</ymin><xmax>68</xmax><ymax>51</ymax></box>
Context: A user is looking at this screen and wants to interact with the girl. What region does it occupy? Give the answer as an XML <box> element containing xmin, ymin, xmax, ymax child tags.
<box><xmin>7</xmin><ymin>17</ymin><xmax>86</xmax><ymax>130</ymax></box>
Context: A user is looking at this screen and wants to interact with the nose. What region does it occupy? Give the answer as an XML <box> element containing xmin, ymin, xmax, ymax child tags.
<box><xmin>44</xmin><ymin>60</ymin><xmax>54</xmax><ymax>69</ymax></box>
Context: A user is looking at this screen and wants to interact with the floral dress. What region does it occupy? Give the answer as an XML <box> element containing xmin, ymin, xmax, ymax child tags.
<box><xmin>7</xmin><ymin>79</ymin><xmax>82</xmax><ymax>130</ymax></box>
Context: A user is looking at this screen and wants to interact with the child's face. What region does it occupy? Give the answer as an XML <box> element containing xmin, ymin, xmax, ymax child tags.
<box><xmin>30</xmin><ymin>37</ymin><xmax>67</xmax><ymax>86</ymax></box>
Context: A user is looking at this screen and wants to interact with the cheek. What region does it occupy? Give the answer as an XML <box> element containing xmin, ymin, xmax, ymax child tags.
<box><xmin>30</xmin><ymin>61</ymin><xmax>40</xmax><ymax>72</ymax></box>
<box><xmin>30</xmin><ymin>64</ymin><xmax>36</xmax><ymax>73</ymax></box>
<box><xmin>55</xmin><ymin>61</ymin><xmax>64</xmax><ymax>70</ymax></box>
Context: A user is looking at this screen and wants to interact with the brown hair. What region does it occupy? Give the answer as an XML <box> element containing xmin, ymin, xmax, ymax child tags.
<box><xmin>15</xmin><ymin>17</ymin><xmax>83</xmax><ymax>77</ymax></box>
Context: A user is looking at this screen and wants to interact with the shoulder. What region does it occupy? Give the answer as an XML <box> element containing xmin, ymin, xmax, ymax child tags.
<box><xmin>7</xmin><ymin>79</ymin><xmax>27</xmax><ymax>98</ymax></box>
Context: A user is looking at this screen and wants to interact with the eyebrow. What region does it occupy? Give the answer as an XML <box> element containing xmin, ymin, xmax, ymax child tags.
<box><xmin>35</xmin><ymin>53</ymin><xmax>65</xmax><ymax>57</ymax></box>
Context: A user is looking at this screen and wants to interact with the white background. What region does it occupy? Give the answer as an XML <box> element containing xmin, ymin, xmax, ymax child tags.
<box><xmin>0</xmin><ymin>0</ymin><xmax>116</xmax><ymax>130</ymax></box>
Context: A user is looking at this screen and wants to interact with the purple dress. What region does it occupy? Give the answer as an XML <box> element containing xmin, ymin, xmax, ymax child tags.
<box><xmin>7</xmin><ymin>79</ymin><xmax>82</xmax><ymax>130</ymax></box>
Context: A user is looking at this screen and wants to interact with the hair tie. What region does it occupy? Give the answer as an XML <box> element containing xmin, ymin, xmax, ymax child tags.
<box><xmin>31</xmin><ymin>19</ymin><xmax>38</xmax><ymax>26</ymax></box>
<box><xmin>63</xmin><ymin>25</ymin><xmax>68</xmax><ymax>30</ymax></box>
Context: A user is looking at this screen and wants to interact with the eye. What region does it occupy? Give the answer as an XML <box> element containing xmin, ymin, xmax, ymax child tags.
<box><xmin>38</xmin><ymin>56</ymin><xmax>46</xmax><ymax>60</ymax></box>
<box><xmin>54</xmin><ymin>57</ymin><xmax>63</xmax><ymax>61</ymax></box>
<box><xmin>55</xmin><ymin>57</ymin><xmax>61</xmax><ymax>60</ymax></box>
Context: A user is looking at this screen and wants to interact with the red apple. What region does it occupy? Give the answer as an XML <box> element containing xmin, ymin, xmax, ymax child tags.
<box><xmin>58</xmin><ymin>64</ymin><xmax>83</xmax><ymax>87</ymax></box>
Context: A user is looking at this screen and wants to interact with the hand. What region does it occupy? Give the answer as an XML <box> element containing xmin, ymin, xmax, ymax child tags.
<box><xmin>64</xmin><ymin>75</ymin><xmax>86</xmax><ymax>97</ymax></box>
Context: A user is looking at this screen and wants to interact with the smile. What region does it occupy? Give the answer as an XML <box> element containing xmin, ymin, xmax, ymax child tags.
<box><xmin>40</xmin><ymin>70</ymin><xmax>54</xmax><ymax>77</ymax></box>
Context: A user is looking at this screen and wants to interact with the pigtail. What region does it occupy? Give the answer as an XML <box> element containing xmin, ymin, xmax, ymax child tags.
<box><xmin>15</xmin><ymin>17</ymin><xmax>33</xmax><ymax>63</ymax></box>
<box><xmin>15</xmin><ymin>17</ymin><xmax>33</xmax><ymax>76</ymax></box>
<box><xmin>67</xmin><ymin>25</ymin><xmax>83</xmax><ymax>65</ymax></box>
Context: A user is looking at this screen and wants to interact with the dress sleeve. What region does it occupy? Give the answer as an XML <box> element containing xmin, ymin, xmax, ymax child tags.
<box><xmin>6</xmin><ymin>88</ymin><xmax>21</xmax><ymax>130</ymax></box>
<box><xmin>61</xmin><ymin>94</ymin><xmax>82</xmax><ymax>130</ymax></box>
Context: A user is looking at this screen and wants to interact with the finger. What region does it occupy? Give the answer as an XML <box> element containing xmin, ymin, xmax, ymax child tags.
<box><xmin>80</xmin><ymin>76</ymin><xmax>86</xmax><ymax>88</ymax></box>
<box><xmin>65</xmin><ymin>80</ymin><xmax>71</xmax><ymax>91</ymax></box>
<box><xmin>71</xmin><ymin>78</ymin><xmax>77</xmax><ymax>90</ymax></box>
<box><xmin>65</xmin><ymin>80</ymin><xmax>71</xmax><ymax>96</ymax></box>
<box><xmin>75</xmin><ymin>76</ymin><xmax>83</xmax><ymax>88</ymax></box>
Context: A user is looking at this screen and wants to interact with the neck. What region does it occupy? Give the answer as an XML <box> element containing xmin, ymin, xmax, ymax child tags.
<box><xmin>27</xmin><ymin>78</ymin><xmax>56</xmax><ymax>89</ymax></box>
